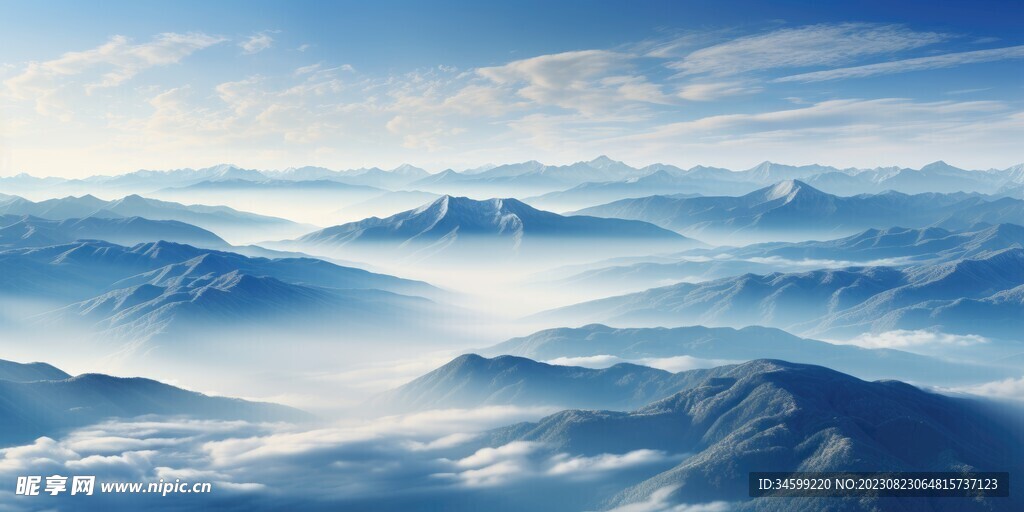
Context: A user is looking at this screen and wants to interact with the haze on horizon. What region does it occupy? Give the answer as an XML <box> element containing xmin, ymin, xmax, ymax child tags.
<box><xmin>1</xmin><ymin>0</ymin><xmax>1023</xmax><ymax>178</ymax></box>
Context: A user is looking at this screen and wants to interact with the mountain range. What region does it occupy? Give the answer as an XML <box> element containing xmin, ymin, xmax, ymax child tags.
<box><xmin>0</xmin><ymin>239</ymin><xmax>432</xmax><ymax>299</ymax></box>
<box><xmin>5</xmin><ymin>159</ymin><xmax>1022</xmax><ymax>201</ymax></box>
<box><xmin>0</xmin><ymin>193</ymin><xmax>312</xmax><ymax>242</ymax></box>
<box><xmin>535</xmin><ymin>248</ymin><xmax>1024</xmax><ymax>340</ymax></box>
<box><xmin>368</xmin><ymin>354</ymin><xmax>727</xmax><ymax>412</ymax></box>
<box><xmin>481</xmin><ymin>324</ymin><xmax>1004</xmax><ymax>385</ymax></box>
<box><xmin>0</xmin><ymin>357</ymin><xmax>306</xmax><ymax>446</ymax></box>
<box><xmin>574</xmin><ymin>180</ymin><xmax>1024</xmax><ymax>242</ymax></box>
<box><xmin>0</xmin><ymin>215</ymin><xmax>228</xmax><ymax>250</ymax></box>
<box><xmin>487</xmin><ymin>359</ymin><xmax>1024</xmax><ymax>511</ymax></box>
<box><xmin>288</xmin><ymin>195</ymin><xmax>700</xmax><ymax>262</ymax></box>
<box><xmin>548</xmin><ymin>223</ymin><xmax>1024</xmax><ymax>295</ymax></box>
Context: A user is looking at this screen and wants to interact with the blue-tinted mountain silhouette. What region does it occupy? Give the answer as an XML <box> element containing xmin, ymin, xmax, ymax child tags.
<box><xmin>0</xmin><ymin>239</ymin><xmax>435</xmax><ymax>302</ymax></box>
<box><xmin>0</xmin><ymin>215</ymin><xmax>228</xmax><ymax>249</ymax></box>
<box><xmin>0</xmin><ymin>358</ymin><xmax>306</xmax><ymax>447</ymax></box>
<box><xmin>369</xmin><ymin>354</ymin><xmax>728</xmax><ymax>412</ymax></box>
<box><xmin>293</xmin><ymin>195</ymin><xmax>700</xmax><ymax>260</ymax></box>
<box><xmin>488</xmin><ymin>359</ymin><xmax>1024</xmax><ymax>511</ymax></box>
<box><xmin>481</xmin><ymin>324</ymin><xmax>1003</xmax><ymax>384</ymax></box>
<box><xmin>574</xmin><ymin>180</ymin><xmax>1024</xmax><ymax>240</ymax></box>
<box><xmin>536</xmin><ymin>249</ymin><xmax>1024</xmax><ymax>339</ymax></box>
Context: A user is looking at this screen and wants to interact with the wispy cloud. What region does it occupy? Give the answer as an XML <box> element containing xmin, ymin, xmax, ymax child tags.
<box><xmin>4</xmin><ymin>32</ymin><xmax>224</xmax><ymax>117</ymax></box>
<box><xmin>607</xmin><ymin>485</ymin><xmax>732</xmax><ymax>512</ymax></box>
<box><xmin>240</xmin><ymin>32</ymin><xmax>275</xmax><ymax>54</ymax></box>
<box><xmin>845</xmin><ymin>330</ymin><xmax>989</xmax><ymax>349</ymax></box>
<box><xmin>671</xmin><ymin>23</ymin><xmax>945</xmax><ymax>76</ymax></box>
<box><xmin>478</xmin><ymin>50</ymin><xmax>673</xmax><ymax>116</ymax></box>
<box><xmin>775</xmin><ymin>45</ymin><xmax>1024</xmax><ymax>82</ymax></box>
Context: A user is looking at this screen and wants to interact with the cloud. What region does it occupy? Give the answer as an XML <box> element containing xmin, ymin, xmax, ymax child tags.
<box><xmin>546</xmin><ymin>449</ymin><xmax>676</xmax><ymax>478</ymax></box>
<box><xmin>608</xmin><ymin>486</ymin><xmax>732</xmax><ymax>512</ymax></box>
<box><xmin>961</xmin><ymin>376</ymin><xmax>1024</xmax><ymax>400</ymax></box>
<box><xmin>443</xmin><ymin>442</ymin><xmax>679</xmax><ymax>487</ymax></box>
<box><xmin>545</xmin><ymin>355</ymin><xmax>736</xmax><ymax>373</ymax></box>
<box><xmin>677</xmin><ymin>82</ymin><xmax>760</xmax><ymax>101</ymax></box>
<box><xmin>846</xmin><ymin>330</ymin><xmax>989</xmax><ymax>349</ymax></box>
<box><xmin>240</xmin><ymin>32</ymin><xmax>274</xmax><ymax>54</ymax></box>
<box><xmin>0</xmin><ymin>406</ymin><xmax>683</xmax><ymax>511</ymax></box>
<box><xmin>5</xmin><ymin>32</ymin><xmax>226</xmax><ymax>103</ymax></box>
<box><xmin>478</xmin><ymin>50</ymin><xmax>673</xmax><ymax>115</ymax></box>
<box><xmin>672</xmin><ymin>23</ymin><xmax>945</xmax><ymax>76</ymax></box>
<box><xmin>775</xmin><ymin>45</ymin><xmax>1024</xmax><ymax>82</ymax></box>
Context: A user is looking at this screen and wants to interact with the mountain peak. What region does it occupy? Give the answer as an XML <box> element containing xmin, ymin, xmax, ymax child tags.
<box><xmin>589</xmin><ymin>155</ymin><xmax>619</xmax><ymax>167</ymax></box>
<box><xmin>762</xmin><ymin>179</ymin><xmax>816</xmax><ymax>202</ymax></box>
<box><xmin>920</xmin><ymin>160</ymin><xmax>964</xmax><ymax>173</ymax></box>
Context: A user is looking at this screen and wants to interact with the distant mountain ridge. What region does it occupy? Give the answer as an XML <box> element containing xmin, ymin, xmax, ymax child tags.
<box><xmin>369</xmin><ymin>354</ymin><xmax>728</xmax><ymax>412</ymax></box>
<box><xmin>574</xmin><ymin>180</ymin><xmax>1024</xmax><ymax>241</ymax></box>
<box><xmin>289</xmin><ymin>195</ymin><xmax>700</xmax><ymax>261</ymax></box>
<box><xmin>0</xmin><ymin>239</ymin><xmax>437</xmax><ymax>308</ymax></box>
<box><xmin>535</xmin><ymin>248</ymin><xmax>1024</xmax><ymax>339</ymax></box>
<box><xmin>482</xmin><ymin>324</ymin><xmax>1005</xmax><ymax>385</ymax></box>
<box><xmin>0</xmin><ymin>358</ymin><xmax>70</xmax><ymax>383</ymax></box>
<box><xmin>0</xmin><ymin>215</ymin><xmax>228</xmax><ymax>250</ymax></box>
<box><xmin>0</xmin><ymin>193</ymin><xmax>311</xmax><ymax>242</ymax></box>
<box><xmin>549</xmin><ymin>223</ymin><xmax>1024</xmax><ymax>295</ymax></box>
<box><xmin>0</xmin><ymin>357</ymin><xmax>306</xmax><ymax>447</ymax></box>
<box><xmin>4</xmin><ymin>159</ymin><xmax>1022</xmax><ymax>199</ymax></box>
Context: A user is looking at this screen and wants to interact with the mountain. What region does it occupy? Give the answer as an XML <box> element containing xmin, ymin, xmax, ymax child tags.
<box><xmin>289</xmin><ymin>195</ymin><xmax>700</xmax><ymax>262</ymax></box>
<box><xmin>0</xmin><ymin>358</ymin><xmax>306</xmax><ymax>446</ymax></box>
<box><xmin>524</xmin><ymin>169</ymin><xmax>715</xmax><ymax>212</ymax></box>
<box><xmin>481</xmin><ymin>324</ymin><xmax>1006</xmax><ymax>385</ymax></box>
<box><xmin>409</xmin><ymin>157</ymin><xmax>653</xmax><ymax>196</ymax></box>
<box><xmin>535</xmin><ymin>249</ymin><xmax>1024</xmax><ymax>340</ymax></box>
<box><xmin>0</xmin><ymin>215</ymin><xmax>228</xmax><ymax>250</ymax></box>
<box><xmin>574</xmin><ymin>180</ymin><xmax>1020</xmax><ymax>242</ymax></box>
<box><xmin>165</xmin><ymin>178</ymin><xmax>384</xmax><ymax>193</ymax></box>
<box><xmin>51</xmin><ymin>269</ymin><xmax>440</xmax><ymax>345</ymax></box>
<box><xmin>0</xmin><ymin>239</ymin><xmax>437</xmax><ymax>305</ymax></box>
<box><xmin>488</xmin><ymin>359</ymin><xmax>1024</xmax><ymax>511</ymax></box>
<box><xmin>736</xmin><ymin>161</ymin><xmax>841</xmax><ymax>183</ymax></box>
<box><xmin>702</xmin><ymin>223</ymin><xmax>1024</xmax><ymax>264</ymax></box>
<box><xmin>368</xmin><ymin>354</ymin><xmax>726</xmax><ymax>412</ymax></box>
<box><xmin>262</xmin><ymin>164</ymin><xmax>431</xmax><ymax>189</ymax></box>
<box><xmin>0</xmin><ymin>193</ymin><xmax>311</xmax><ymax>242</ymax></box>
<box><xmin>0</xmin><ymin>358</ymin><xmax>70</xmax><ymax>382</ymax></box>
<box><xmin>552</xmin><ymin>224</ymin><xmax>1024</xmax><ymax>295</ymax></box>
<box><xmin>5</xmin><ymin>160</ymin><xmax>1022</xmax><ymax>199</ymax></box>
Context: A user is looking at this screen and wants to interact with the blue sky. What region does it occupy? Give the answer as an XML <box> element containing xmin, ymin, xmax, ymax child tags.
<box><xmin>1</xmin><ymin>0</ymin><xmax>1022</xmax><ymax>177</ymax></box>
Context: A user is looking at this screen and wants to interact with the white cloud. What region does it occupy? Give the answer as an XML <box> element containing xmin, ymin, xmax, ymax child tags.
<box><xmin>5</xmin><ymin>34</ymin><xmax>218</xmax><ymax>98</ymax></box>
<box><xmin>608</xmin><ymin>486</ymin><xmax>731</xmax><ymax>512</ymax></box>
<box><xmin>961</xmin><ymin>376</ymin><xmax>1024</xmax><ymax>400</ymax></box>
<box><xmin>775</xmin><ymin>44</ymin><xmax>1024</xmax><ymax>82</ymax></box>
<box><xmin>240</xmin><ymin>32</ymin><xmax>274</xmax><ymax>54</ymax></box>
<box><xmin>444</xmin><ymin>442</ymin><xmax>678</xmax><ymax>487</ymax></box>
<box><xmin>478</xmin><ymin>50</ymin><xmax>672</xmax><ymax>115</ymax></box>
<box><xmin>672</xmin><ymin>23</ymin><xmax>945</xmax><ymax>76</ymax></box>
<box><xmin>546</xmin><ymin>449</ymin><xmax>675</xmax><ymax>478</ymax></box>
<box><xmin>846</xmin><ymin>330</ymin><xmax>989</xmax><ymax>349</ymax></box>
<box><xmin>454</xmin><ymin>441</ymin><xmax>541</xmax><ymax>468</ymax></box>
<box><xmin>677</xmin><ymin>82</ymin><xmax>760</xmax><ymax>101</ymax></box>
<box><xmin>4</xmin><ymin>32</ymin><xmax>224</xmax><ymax>117</ymax></box>
<box><xmin>545</xmin><ymin>355</ymin><xmax>736</xmax><ymax>373</ymax></box>
<box><xmin>546</xmin><ymin>355</ymin><xmax>628</xmax><ymax>368</ymax></box>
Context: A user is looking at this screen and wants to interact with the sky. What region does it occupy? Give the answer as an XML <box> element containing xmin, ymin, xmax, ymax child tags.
<box><xmin>0</xmin><ymin>0</ymin><xmax>1022</xmax><ymax>178</ymax></box>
